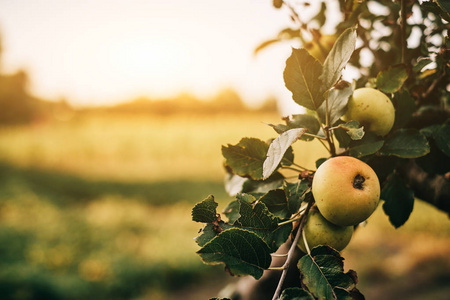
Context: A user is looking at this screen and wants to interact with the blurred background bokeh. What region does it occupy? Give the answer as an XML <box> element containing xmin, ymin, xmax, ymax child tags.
<box><xmin>0</xmin><ymin>1</ymin><xmax>449</xmax><ymax>300</ymax></box>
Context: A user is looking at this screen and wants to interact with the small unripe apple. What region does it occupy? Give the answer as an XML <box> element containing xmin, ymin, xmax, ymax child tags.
<box><xmin>312</xmin><ymin>156</ymin><xmax>380</xmax><ymax>226</ymax></box>
<box><xmin>297</xmin><ymin>208</ymin><xmax>353</xmax><ymax>253</ymax></box>
<box><xmin>344</xmin><ymin>87</ymin><xmax>395</xmax><ymax>136</ymax></box>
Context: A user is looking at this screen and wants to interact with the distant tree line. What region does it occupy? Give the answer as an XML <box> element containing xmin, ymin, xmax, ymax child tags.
<box><xmin>95</xmin><ymin>89</ymin><xmax>280</xmax><ymax>115</ymax></box>
<box><xmin>0</xmin><ymin>34</ymin><xmax>279</xmax><ymax>125</ymax></box>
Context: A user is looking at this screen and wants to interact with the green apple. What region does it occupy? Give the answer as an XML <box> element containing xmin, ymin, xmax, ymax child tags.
<box><xmin>312</xmin><ymin>156</ymin><xmax>380</xmax><ymax>226</ymax></box>
<box><xmin>344</xmin><ymin>87</ymin><xmax>395</xmax><ymax>136</ymax></box>
<box><xmin>297</xmin><ymin>208</ymin><xmax>353</xmax><ymax>253</ymax></box>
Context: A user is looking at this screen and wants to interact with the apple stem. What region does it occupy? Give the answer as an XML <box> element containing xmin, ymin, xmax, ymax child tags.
<box><xmin>271</xmin><ymin>201</ymin><xmax>314</xmax><ymax>300</ymax></box>
<box><xmin>278</xmin><ymin>216</ymin><xmax>302</xmax><ymax>227</ymax></box>
<box><xmin>302</xmin><ymin>229</ymin><xmax>311</xmax><ymax>255</ymax></box>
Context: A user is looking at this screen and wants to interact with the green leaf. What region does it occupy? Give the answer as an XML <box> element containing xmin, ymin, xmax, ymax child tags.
<box><xmin>271</xmin><ymin>223</ymin><xmax>294</xmax><ymax>251</ymax></box>
<box><xmin>380</xmin><ymin>129</ymin><xmax>430</xmax><ymax>158</ymax></box>
<box><xmin>279</xmin><ymin>287</ymin><xmax>315</xmax><ymax>300</ymax></box>
<box><xmin>222</xmin><ymin>138</ymin><xmax>269</xmax><ymax>180</ymax></box>
<box><xmin>242</xmin><ymin>172</ymin><xmax>285</xmax><ymax>194</ymax></box>
<box><xmin>333</xmin><ymin>122</ymin><xmax>352</xmax><ymax>149</ymax></box>
<box><xmin>236</xmin><ymin>193</ymin><xmax>257</xmax><ymax>204</ymax></box>
<box><xmin>365</xmin><ymin>156</ymin><xmax>400</xmax><ymax>184</ymax></box>
<box><xmin>259</xmin><ymin>189</ymin><xmax>290</xmax><ymax>219</ymax></box>
<box><xmin>235</xmin><ymin>198</ymin><xmax>291</xmax><ymax>250</ymax></box>
<box><xmin>263</xmin><ymin>128</ymin><xmax>306</xmax><ymax>179</ymax></box>
<box><xmin>195</xmin><ymin>222</ymin><xmax>233</xmax><ymax>247</ymax></box>
<box><xmin>284</xmin><ymin>180</ymin><xmax>310</xmax><ymax>214</ymax></box>
<box><xmin>223</xmin><ymin>200</ymin><xmax>240</xmax><ymax>224</ymax></box>
<box><xmin>316</xmin><ymin>158</ymin><xmax>327</xmax><ymax>168</ymax></box>
<box><xmin>298</xmin><ymin>246</ymin><xmax>358</xmax><ymax>300</ymax></box>
<box><xmin>225</xmin><ymin>171</ymin><xmax>286</xmax><ymax>197</ymax></box>
<box><xmin>284</xmin><ymin>114</ymin><xmax>320</xmax><ymax>130</ymax></box>
<box><xmin>392</xmin><ymin>90</ymin><xmax>416</xmax><ymax>129</ymax></box>
<box><xmin>197</xmin><ymin>228</ymin><xmax>272</xmax><ymax>279</ymax></box>
<box><xmin>268</xmin><ymin>123</ymin><xmax>290</xmax><ymax>134</ymax></box>
<box><xmin>416</xmin><ymin>138</ymin><xmax>450</xmax><ymax>175</ymax></box>
<box><xmin>376</xmin><ymin>64</ymin><xmax>408</xmax><ymax>93</ymax></box>
<box><xmin>284</xmin><ymin>114</ymin><xmax>321</xmax><ymax>141</ymax></box>
<box><xmin>348</xmin><ymin>132</ymin><xmax>384</xmax><ymax>158</ymax></box>
<box><xmin>417</xmin><ymin>124</ymin><xmax>450</xmax><ymax>174</ymax></box>
<box><xmin>381</xmin><ymin>173</ymin><xmax>415</xmax><ymax>228</ymax></box>
<box><xmin>420</xmin><ymin>124</ymin><xmax>440</xmax><ymax>138</ymax></box>
<box><xmin>317</xmin><ymin>82</ymin><xmax>353</xmax><ymax>125</ymax></box>
<box><xmin>436</xmin><ymin>0</ymin><xmax>450</xmax><ymax>21</ymax></box>
<box><xmin>422</xmin><ymin>1</ymin><xmax>450</xmax><ymax>22</ymax></box>
<box><xmin>284</xmin><ymin>48</ymin><xmax>324</xmax><ymax>111</ymax></box>
<box><xmin>340</xmin><ymin>120</ymin><xmax>365</xmax><ymax>140</ymax></box>
<box><xmin>412</xmin><ymin>58</ymin><xmax>433</xmax><ymax>72</ymax></box>
<box><xmin>434</xmin><ymin>124</ymin><xmax>450</xmax><ymax>157</ymax></box>
<box><xmin>282</xmin><ymin>144</ymin><xmax>295</xmax><ymax>166</ymax></box>
<box><xmin>224</xmin><ymin>173</ymin><xmax>248</xmax><ymax>196</ymax></box>
<box><xmin>320</xmin><ymin>28</ymin><xmax>357</xmax><ymax>93</ymax></box>
<box><xmin>334</xmin><ymin>287</ymin><xmax>365</xmax><ymax>300</ymax></box>
<box><xmin>192</xmin><ymin>195</ymin><xmax>218</xmax><ymax>223</ymax></box>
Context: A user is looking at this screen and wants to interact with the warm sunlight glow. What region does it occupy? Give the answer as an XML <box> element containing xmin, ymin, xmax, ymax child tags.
<box><xmin>0</xmin><ymin>0</ymin><xmax>299</xmax><ymax>110</ymax></box>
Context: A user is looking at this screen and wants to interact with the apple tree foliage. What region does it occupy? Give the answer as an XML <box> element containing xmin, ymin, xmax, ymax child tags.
<box><xmin>192</xmin><ymin>1</ymin><xmax>449</xmax><ymax>299</ymax></box>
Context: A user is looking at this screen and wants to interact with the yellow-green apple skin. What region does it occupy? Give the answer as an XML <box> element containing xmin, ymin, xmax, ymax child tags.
<box><xmin>344</xmin><ymin>87</ymin><xmax>395</xmax><ymax>136</ymax></box>
<box><xmin>297</xmin><ymin>208</ymin><xmax>353</xmax><ymax>253</ymax></box>
<box><xmin>312</xmin><ymin>156</ymin><xmax>381</xmax><ymax>226</ymax></box>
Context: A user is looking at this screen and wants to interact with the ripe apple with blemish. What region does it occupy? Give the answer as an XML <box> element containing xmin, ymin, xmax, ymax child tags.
<box><xmin>312</xmin><ymin>156</ymin><xmax>381</xmax><ymax>226</ymax></box>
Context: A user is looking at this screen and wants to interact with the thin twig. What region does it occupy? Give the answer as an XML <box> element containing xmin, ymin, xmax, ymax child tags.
<box><xmin>278</xmin><ymin>216</ymin><xmax>302</xmax><ymax>227</ymax></box>
<box><xmin>303</xmin><ymin>132</ymin><xmax>327</xmax><ymax>140</ymax></box>
<box><xmin>281</xmin><ymin>166</ymin><xmax>305</xmax><ymax>173</ymax></box>
<box><xmin>400</xmin><ymin>0</ymin><xmax>407</xmax><ymax>64</ymax></box>
<box><xmin>325</xmin><ymin>128</ymin><xmax>337</xmax><ymax>157</ymax></box>
<box><xmin>317</xmin><ymin>138</ymin><xmax>331</xmax><ymax>154</ymax></box>
<box><xmin>278</xmin><ymin>203</ymin><xmax>308</xmax><ymax>227</ymax></box>
<box><xmin>291</xmin><ymin>162</ymin><xmax>309</xmax><ymax>171</ymax></box>
<box><xmin>272</xmin><ymin>201</ymin><xmax>313</xmax><ymax>300</ymax></box>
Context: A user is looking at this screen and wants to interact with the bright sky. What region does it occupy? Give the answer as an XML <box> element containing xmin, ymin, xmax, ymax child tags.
<box><xmin>0</xmin><ymin>0</ymin><xmax>328</xmax><ymax>112</ymax></box>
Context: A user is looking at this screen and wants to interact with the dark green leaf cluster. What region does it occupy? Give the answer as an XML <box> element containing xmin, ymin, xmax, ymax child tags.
<box><xmin>192</xmin><ymin>1</ymin><xmax>450</xmax><ymax>299</ymax></box>
<box><xmin>260</xmin><ymin>0</ymin><xmax>450</xmax><ymax>228</ymax></box>
<box><xmin>192</xmin><ymin>182</ymin><xmax>309</xmax><ymax>279</ymax></box>
<box><xmin>297</xmin><ymin>246</ymin><xmax>363</xmax><ymax>300</ymax></box>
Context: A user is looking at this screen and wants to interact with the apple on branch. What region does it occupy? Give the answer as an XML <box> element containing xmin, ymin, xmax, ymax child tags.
<box><xmin>297</xmin><ymin>207</ymin><xmax>353</xmax><ymax>253</ymax></box>
<box><xmin>344</xmin><ymin>87</ymin><xmax>395</xmax><ymax>136</ymax></box>
<box><xmin>312</xmin><ymin>156</ymin><xmax>381</xmax><ymax>226</ymax></box>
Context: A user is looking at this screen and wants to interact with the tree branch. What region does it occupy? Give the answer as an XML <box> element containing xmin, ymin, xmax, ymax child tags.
<box><xmin>400</xmin><ymin>0</ymin><xmax>407</xmax><ymax>64</ymax></box>
<box><xmin>272</xmin><ymin>201</ymin><xmax>313</xmax><ymax>300</ymax></box>
<box><xmin>397</xmin><ymin>160</ymin><xmax>450</xmax><ymax>216</ymax></box>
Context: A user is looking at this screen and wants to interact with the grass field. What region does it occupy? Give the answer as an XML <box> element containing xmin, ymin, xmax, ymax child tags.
<box><xmin>0</xmin><ymin>112</ymin><xmax>449</xmax><ymax>300</ymax></box>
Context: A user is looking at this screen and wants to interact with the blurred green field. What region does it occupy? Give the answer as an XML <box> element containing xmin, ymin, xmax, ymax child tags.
<box><xmin>0</xmin><ymin>112</ymin><xmax>449</xmax><ymax>300</ymax></box>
